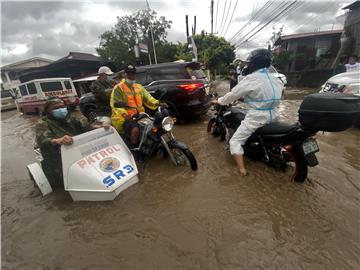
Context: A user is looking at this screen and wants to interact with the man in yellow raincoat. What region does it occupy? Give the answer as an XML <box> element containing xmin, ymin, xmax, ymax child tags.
<box><xmin>110</xmin><ymin>65</ymin><xmax>159</xmax><ymax>147</ymax></box>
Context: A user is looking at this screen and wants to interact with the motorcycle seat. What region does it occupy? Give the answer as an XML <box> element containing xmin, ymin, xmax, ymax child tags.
<box><xmin>255</xmin><ymin>122</ymin><xmax>298</xmax><ymax>135</ymax></box>
<box><xmin>230</xmin><ymin>107</ymin><xmax>247</xmax><ymax>114</ymax></box>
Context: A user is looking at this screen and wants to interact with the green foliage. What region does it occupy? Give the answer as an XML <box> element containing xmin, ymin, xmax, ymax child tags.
<box><xmin>96</xmin><ymin>10</ymin><xmax>172</xmax><ymax>68</ymax></box>
<box><xmin>176</xmin><ymin>34</ymin><xmax>235</xmax><ymax>74</ymax></box>
<box><xmin>272</xmin><ymin>50</ymin><xmax>293</xmax><ymax>72</ymax></box>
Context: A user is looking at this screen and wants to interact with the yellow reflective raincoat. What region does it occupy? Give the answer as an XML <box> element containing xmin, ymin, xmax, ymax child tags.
<box><xmin>110</xmin><ymin>81</ymin><xmax>159</xmax><ymax>133</ymax></box>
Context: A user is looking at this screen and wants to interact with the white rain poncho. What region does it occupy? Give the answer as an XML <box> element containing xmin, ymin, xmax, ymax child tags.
<box><xmin>218</xmin><ymin>68</ymin><xmax>284</xmax><ymax>155</ymax></box>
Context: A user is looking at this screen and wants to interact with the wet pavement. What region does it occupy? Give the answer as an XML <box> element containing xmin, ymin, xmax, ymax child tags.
<box><xmin>1</xmin><ymin>83</ymin><xmax>360</xmax><ymax>269</ymax></box>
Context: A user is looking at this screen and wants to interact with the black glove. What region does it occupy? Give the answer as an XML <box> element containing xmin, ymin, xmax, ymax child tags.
<box><xmin>159</xmin><ymin>102</ymin><xmax>169</xmax><ymax>108</ymax></box>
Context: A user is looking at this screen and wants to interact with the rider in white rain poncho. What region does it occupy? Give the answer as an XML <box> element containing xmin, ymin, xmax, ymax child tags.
<box><xmin>212</xmin><ymin>49</ymin><xmax>284</xmax><ymax>176</ymax></box>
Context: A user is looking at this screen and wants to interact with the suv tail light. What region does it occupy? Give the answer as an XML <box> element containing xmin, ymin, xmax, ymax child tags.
<box><xmin>176</xmin><ymin>83</ymin><xmax>204</xmax><ymax>91</ymax></box>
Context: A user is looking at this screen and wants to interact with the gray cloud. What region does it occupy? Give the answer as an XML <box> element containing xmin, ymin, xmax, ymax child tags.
<box><xmin>0</xmin><ymin>0</ymin><xmax>354</xmax><ymax>65</ymax></box>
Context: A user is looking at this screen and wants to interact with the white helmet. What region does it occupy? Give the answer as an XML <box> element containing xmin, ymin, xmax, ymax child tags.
<box><xmin>98</xmin><ymin>66</ymin><xmax>113</xmax><ymax>75</ymax></box>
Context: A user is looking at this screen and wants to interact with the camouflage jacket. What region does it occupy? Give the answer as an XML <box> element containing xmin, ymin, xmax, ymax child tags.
<box><xmin>90</xmin><ymin>79</ymin><xmax>113</xmax><ymax>112</ymax></box>
<box><xmin>35</xmin><ymin>116</ymin><xmax>91</xmax><ymax>164</ymax></box>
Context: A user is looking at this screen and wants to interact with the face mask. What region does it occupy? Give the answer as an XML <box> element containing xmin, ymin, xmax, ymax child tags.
<box><xmin>126</xmin><ymin>79</ymin><xmax>136</xmax><ymax>85</ymax></box>
<box><xmin>52</xmin><ymin>107</ymin><xmax>68</xmax><ymax>119</ymax></box>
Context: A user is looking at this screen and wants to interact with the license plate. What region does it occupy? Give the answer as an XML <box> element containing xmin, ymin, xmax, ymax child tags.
<box><xmin>302</xmin><ymin>140</ymin><xmax>319</xmax><ymax>155</ymax></box>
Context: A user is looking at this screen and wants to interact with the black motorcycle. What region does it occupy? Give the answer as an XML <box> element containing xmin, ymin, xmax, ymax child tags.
<box><xmin>115</xmin><ymin>90</ymin><xmax>198</xmax><ymax>171</ymax></box>
<box><xmin>207</xmin><ymin>103</ymin><xmax>319</xmax><ymax>182</ymax></box>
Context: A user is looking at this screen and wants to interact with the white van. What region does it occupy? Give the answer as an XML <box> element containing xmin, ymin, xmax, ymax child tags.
<box><xmin>1</xmin><ymin>89</ymin><xmax>17</xmax><ymax>111</ymax></box>
<box><xmin>16</xmin><ymin>78</ymin><xmax>79</xmax><ymax>114</ymax></box>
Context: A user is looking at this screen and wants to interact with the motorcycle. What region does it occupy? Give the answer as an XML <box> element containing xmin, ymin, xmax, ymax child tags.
<box><xmin>115</xmin><ymin>89</ymin><xmax>198</xmax><ymax>171</ymax></box>
<box><xmin>207</xmin><ymin>101</ymin><xmax>319</xmax><ymax>182</ymax></box>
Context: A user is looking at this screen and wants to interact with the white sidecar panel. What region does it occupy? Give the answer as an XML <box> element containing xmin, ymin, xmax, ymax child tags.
<box><xmin>61</xmin><ymin>127</ymin><xmax>139</xmax><ymax>201</ymax></box>
<box><xmin>27</xmin><ymin>162</ymin><xmax>53</xmax><ymax>196</ymax></box>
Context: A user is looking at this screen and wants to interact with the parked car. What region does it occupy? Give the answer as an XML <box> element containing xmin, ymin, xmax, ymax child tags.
<box><xmin>237</xmin><ymin>65</ymin><xmax>287</xmax><ymax>85</ymax></box>
<box><xmin>15</xmin><ymin>78</ymin><xmax>79</xmax><ymax>114</ymax></box>
<box><xmin>319</xmin><ymin>70</ymin><xmax>360</xmax><ymax>96</ymax></box>
<box><xmin>319</xmin><ymin>70</ymin><xmax>360</xmax><ymax>127</ymax></box>
<box><xmin>1</xmin><ymin>89</ymin><xmax>17</xmax><ymax>111</ymax></box>
<box><xmin>79</xmin><ymin>62</ymin><xmax>211</xmax><ymax>122</ymax></box>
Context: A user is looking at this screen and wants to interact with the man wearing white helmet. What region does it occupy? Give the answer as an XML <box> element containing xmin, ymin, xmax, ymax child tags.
<box><xmin>90</xmin><ymin>66</ymin><xmax>115</xmax><ymax>115</ymax></box>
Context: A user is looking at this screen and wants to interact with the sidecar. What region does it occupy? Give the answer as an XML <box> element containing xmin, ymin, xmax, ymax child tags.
<box><xmin>27</xmin><ymin>127</ymin><xmax>139</xmax><ymax>201</ymax></box>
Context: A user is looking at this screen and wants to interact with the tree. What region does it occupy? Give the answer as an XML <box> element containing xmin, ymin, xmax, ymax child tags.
<box><xmin>176</xmin><ymin>33</ymin><xmax>235</xmax><ymax>75</ymax></box>
<box><xmin>96</xmin><ymin>10</ymin><xmax>172</xmax><ymax>68</ymax></box>
<box><xmin>272</xmin><ymin>50</ymin><xmax>293</xmax><ymax>72</ymax></box>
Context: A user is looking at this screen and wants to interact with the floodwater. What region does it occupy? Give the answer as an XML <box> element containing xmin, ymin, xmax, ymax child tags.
<box><xmin>1</xmin><ymin>84</ymin><xmax>360</xmax><ymax>269</ymax></box>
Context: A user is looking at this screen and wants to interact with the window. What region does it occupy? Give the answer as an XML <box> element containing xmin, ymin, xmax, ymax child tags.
<box><xmin>149</xmin><ymin>67</ymin><xmax>187</xmax><ymax>81</ymax></box>
<box><xmin>19</xmin><ymin>85</ymin><xmax>28</xmax><ymax>96</ymax></box>
<box><xmin>1</xmin><ymin>90</ymin><xmax>12</xmax><ymax>98</ymax></box>
<box><xmin>64</xmin><ymin>81</ymin><xmax>72</xmax><ymax>89</ymax></box>
<box><xmin>27</xmin><ymin>83</ymin><xmax>37</xmax><ymax>95</ymax></box>
<box><xmin>40</xmin><ymin>81</ymin><xmax>63</xmax><ymax>92</ymax></box>
<box><xmin>188</xmin><ymin>69</ymin><xmax>206</xmax><ymax>79</ymax></box>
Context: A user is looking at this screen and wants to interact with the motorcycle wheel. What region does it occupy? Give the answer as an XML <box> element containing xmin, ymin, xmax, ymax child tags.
<box><xmin>169</xmin><ymin>146</ymin><xmax>198</xmax><ymax>171</ymax></box>
<box><xmin>286</xmin><ymin>146</ymin><xmax>308</xmax><ymax>183</ymax></box>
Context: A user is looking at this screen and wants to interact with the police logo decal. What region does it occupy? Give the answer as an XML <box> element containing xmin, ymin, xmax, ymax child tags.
<box><xmin>99</xmin><ymin>157</ymin><xmax>121</xmax><ymax>173</ymax></box>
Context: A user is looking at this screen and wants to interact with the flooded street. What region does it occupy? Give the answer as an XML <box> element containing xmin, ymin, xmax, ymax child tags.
<box><xmin>1</xmin><ymin>85</ymin><xmax>360</xmax><ymax>269</ymax></box>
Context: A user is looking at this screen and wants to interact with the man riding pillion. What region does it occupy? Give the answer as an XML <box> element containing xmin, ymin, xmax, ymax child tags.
<box><xmin>110</xmin><ymin>65</ymin><xmax>161</xmax><ymax>148</ymax></box>
<box><xmin>35</xmin><ymin>98</ymin><xmax>110</xmax><ymax>188</ymax></box>
<box><xmin>212</xmin><ymin>49</ymin><xmax>284</xmax><ymax>176</ymax></box>
<box><xmin>90</xmin><ymin>66</ymin><xmax>116</xmax><ymax>116</ymax></box>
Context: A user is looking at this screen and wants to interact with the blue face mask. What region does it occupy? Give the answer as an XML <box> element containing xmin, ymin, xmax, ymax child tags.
<box><xmin>52</xmin><ymin>107</ymin><xmax>68</xmax><ymax>119</ymax></box>
<box><xmin>126</xmin><ymin>79</ymin><xmax>136</xmax><ymax>85</ymax></box>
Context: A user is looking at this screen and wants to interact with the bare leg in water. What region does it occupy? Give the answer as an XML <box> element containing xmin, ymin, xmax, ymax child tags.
<box><xmin>233</xmin><ymin>154</ymin><xmax>248</xmax><ymax>176</ymax></box>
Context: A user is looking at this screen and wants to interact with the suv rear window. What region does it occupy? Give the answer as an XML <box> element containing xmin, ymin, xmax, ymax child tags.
<box><xmin>149</xmin><ymin>67</ymin><xmax>188</xmax><ymax>81</ymax></box>
<box><xmin>188</xmin><ymin>69</ymin><xmax>206</xmax><ymax>79</ymax></box>
<box><xmin>1</xmin><ymin>90</ymin><xmax>12</xmax><ymax>98</ymax></box>
<box><xmin>40</xmin><ymin>82</ymin><xmax>63</xmax><ymax>92</ymax></box>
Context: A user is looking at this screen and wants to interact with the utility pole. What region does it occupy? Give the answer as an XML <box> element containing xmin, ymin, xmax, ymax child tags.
<box><xmin>146</xmin><ymin>0</ymin><xmax>157</xmax><ymax>64</ymax></box>
<box><xmin>193</xmin><ymin>16</ymin><xmax>196</xmax><ymax>35</ymax></box>
<box><xmin>185</xmin><ymin>15</ymin><xmax>189</xmax><ymax>37</ymax></box>
<box><xmin>211</xmin><ymin>0</ymin><xmax>214</xmax><ymax>34</ymax></box>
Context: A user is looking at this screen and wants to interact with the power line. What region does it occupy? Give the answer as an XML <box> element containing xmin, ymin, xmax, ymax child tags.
<box><xmin>219</xmin><ymin>0</ymin><xmax>233</xmax><ymax>36</ymax></box>
<box><xmin>234</xmin><ymin>0</ymin><xmax>286</xmax><ymax>46</ymax></box>
<box><xmin>236</xmin><ymin>1</ymin><xmax>299</xmax><ymax>48</ymax></box>
<box><xmin>246</xmin><ymin>0</ymin><xmax>305</xmax><ymax>45</ymax></box>
<box><xmin>223</xmin><ymin>0</ymin><xmax>239</xmax><ymax>38</ymax></box>
<box><xmin>217</xmin><ymin>0</ymin><xmax>227</xmax><ymax>35</ymax></box>
<box><xmin>229</xmin><ymin>0</ymin><xmax>274</xmax><ymax>42</ymax></box>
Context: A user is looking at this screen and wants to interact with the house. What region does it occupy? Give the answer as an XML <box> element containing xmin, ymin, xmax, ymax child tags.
<box><xmin>17</xmin><ymin>52</ymin><xmax>116</xmax><ymax>83</ymax></box>
<box><xmin>274</xmin><ymin>30</ymin><xmax>343</xmax><ymax>72</ymax></box>
<box><xmin>1</xmin><ymin>57</ymin><xmax>53</xmax><ymax>90</ymax></box>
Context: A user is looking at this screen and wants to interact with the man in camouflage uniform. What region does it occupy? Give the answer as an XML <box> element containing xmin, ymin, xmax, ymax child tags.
<box><xmin>90</xmin><ymin>66</ymin><xmax>115</xmax><ymax>115</ymax></box>
<box><xmin>36</xmin><ymin>98</ymin><xmax>109</xmax><ymax>189</ymax></box>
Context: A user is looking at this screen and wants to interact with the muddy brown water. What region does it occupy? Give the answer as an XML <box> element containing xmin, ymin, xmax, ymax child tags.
<box><xmin>1</xmin><ymin>85</ymin><xmax>360</xmax><ymax>269</ymax></box>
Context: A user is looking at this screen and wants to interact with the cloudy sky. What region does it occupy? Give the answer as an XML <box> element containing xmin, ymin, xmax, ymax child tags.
<box><xmin>1</xmin><ymin>0</ymin><xmax>353</xmax><ymax>66</ymax></box>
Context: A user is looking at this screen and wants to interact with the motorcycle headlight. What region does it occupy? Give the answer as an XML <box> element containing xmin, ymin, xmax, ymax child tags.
<box><xmin>162</xmin><ymin>116</ymin><xmax>174</xmax><ymax>132</ymax></box>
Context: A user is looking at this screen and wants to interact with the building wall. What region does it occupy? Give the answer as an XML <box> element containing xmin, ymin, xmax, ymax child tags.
<box><xmin>1</xmin><ymin>58</ymin><xmax>52</xmax><ymax>90</ymax></box>
<box><xmin>284</xmin><ymin>34</ymin><xmax>340</xmax><ymax>72</ymax></box>
<box><xmin>344</xmin><ymin>7</ymin><xmax>360</xmax><ymax>56</ymax></box>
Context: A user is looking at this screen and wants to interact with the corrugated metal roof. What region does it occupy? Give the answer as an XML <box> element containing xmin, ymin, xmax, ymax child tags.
<box><xmin>274</xmin><ymin>30</ymin><xmax>343</xmax><ymax>45</ymax></box>
<box><xmin>343</xmin><ymin>0</ymin><xmax>360</xmax><ymax>10</ymax></box>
